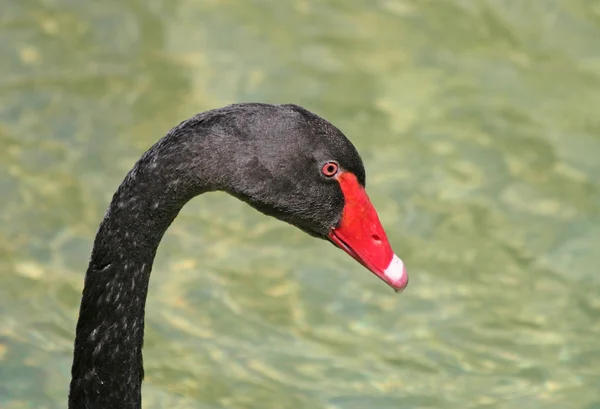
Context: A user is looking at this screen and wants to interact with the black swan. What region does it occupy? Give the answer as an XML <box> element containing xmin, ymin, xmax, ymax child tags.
<box><xmin>69</xmin><ymin>103</ymin><xmax>408</xmax><ymax>408</ymax></box>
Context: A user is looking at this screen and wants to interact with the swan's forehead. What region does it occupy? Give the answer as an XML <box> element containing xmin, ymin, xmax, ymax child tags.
<box><xmin>286</xmin><ymin>127</ymin><xmax>363</xmax><ymax>181</ymax></box>
<box><xmin>244</xmin><ymin>106</ymin><xmax>366</xmax><ymax>185</ymax></box>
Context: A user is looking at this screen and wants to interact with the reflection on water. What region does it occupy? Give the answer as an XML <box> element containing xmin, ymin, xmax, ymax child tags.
<box><xmin>1</xmin><ymin>0</ymin><xmax>599</xmax><ymax>408</ymax></box>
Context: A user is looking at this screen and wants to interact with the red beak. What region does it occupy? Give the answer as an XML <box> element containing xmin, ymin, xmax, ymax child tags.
<box><xmin>328</xmin><ymin>172</ymin><xmax>408</xmax><ymax>292</ymax></box>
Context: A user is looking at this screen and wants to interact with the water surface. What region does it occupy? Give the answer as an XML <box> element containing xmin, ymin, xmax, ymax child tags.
<box><xmin>1</xmin><ymin>1</ymin><xmax>599</xmax><ymax>408</ymax></box>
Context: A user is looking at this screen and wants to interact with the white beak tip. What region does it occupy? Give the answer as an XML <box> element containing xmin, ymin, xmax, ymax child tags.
<box><xmin>383</xmin><ymin>254</ymin><xmax>408</xmax><ymax>291</ymax></box>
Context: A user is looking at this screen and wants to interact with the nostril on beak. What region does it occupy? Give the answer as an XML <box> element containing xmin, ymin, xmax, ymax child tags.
<box><xmin>372</xmin><ymin>234</ymin><xmax>381</xmax><ymax>244</ymax></box>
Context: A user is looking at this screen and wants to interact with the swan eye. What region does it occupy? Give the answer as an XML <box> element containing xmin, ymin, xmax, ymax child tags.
<box><xmin>321</xmin><ymin>161</ymin><xmax>339</xmax><ymax>177</ymax></box>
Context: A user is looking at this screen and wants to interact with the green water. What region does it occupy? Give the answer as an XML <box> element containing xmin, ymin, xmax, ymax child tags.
<box><xmin>1</xmin><ymin>0</ymin><xmax>600</xmax><ymax>408</ymax></box>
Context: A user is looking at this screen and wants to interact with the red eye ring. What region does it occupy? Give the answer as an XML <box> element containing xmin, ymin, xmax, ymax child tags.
<box><xmin>321</xmin><ymin>161</ymin><xmax>339</xmax><ymax>177</ymax></box>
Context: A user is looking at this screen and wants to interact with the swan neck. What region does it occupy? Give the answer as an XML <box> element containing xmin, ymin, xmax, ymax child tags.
<box><xmin>68</xmin><ymin>135</ymin><xmax>205</xmax><ymax>409</ymax></box>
